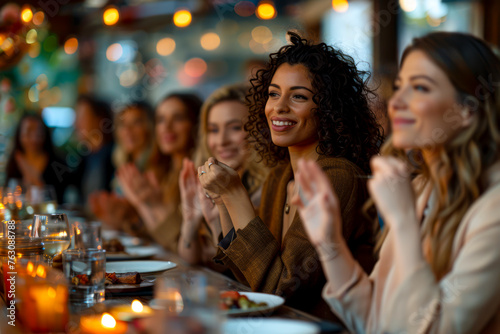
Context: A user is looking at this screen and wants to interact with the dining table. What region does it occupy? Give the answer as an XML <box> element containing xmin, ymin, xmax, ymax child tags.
<box><xmin>0</xmin><ymin>231</ymin><xmax>348</xmax><ymax>334</ymax></box>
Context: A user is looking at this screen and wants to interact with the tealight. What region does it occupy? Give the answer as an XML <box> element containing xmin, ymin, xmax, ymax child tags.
<box><xmin>80</xmin><ymin>313</ymin><xmax>127</xmax><ymax>334</ymax></box>
<box><xmin>110</xmin><ymin>299</ymin><xmax>154</xmax><ymax>322</ymax></box>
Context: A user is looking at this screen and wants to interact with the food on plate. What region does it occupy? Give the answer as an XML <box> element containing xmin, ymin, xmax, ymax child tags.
<box><xmin>70</xmin><ymin>272</ymin><xmax>142</xmax><ymax>285</ymax></box>
<box><xmin>103</xmin><ymin>238</ymin><xmax>126</xmax><ymax>253</ymax></box>
<box><xmin>105</xmin><ymin>272</ymin><xmax>142</xmax><ymax>285</ymax></box>
<box><xmin>219</xmin><ymin>291</ymin><xmax>268</xmax><ymax>310</ymax></box>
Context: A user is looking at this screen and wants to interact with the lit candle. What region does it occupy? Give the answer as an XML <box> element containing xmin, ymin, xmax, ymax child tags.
<box><xmin>110</xmin><ymin>299</ymin><xmax>154</xmax><ymax>322</ymax></box>
<box><xmin>80</xmin><ymin>313</ymin><xmax>127</xmax><ymax>334</ymax></box>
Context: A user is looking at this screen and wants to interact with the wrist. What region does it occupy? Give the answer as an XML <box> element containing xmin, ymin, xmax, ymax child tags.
<box><xmin>314</xmin><ymin>239</ymin><xmax>348</xmax><ymax>261</ymax></box>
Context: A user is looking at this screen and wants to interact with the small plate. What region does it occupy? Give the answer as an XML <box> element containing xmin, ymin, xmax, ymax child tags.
<box><xmin>223</xmin><ymin>319</ymin><xmax>320</xmax><ymax>334</ymax></box>
<box><xmin>223</xmin><ymin>292</ymin><xmax>285</xmax><ymax>317</ymax></box>
<box><xmin>106</xmin><ymin>261</ymin><xmax>177</xmax><ymax>274</ymax></box>
<box><xmin>106</xmin><ymin>246</ymin><xmax>159</xmax><ymax>261</ymax></box>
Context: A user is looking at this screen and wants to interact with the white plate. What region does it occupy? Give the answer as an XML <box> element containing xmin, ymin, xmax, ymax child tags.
<box><xmin>106</xmin><ymin>261</ymin><xmax>176</xmax><ymax>274</ymax></box>
<box><xmin>106</xmin><ymin>246</ymin><xmax>159</xmax><ymax>261</ymax></box>
<box><xmin>149</xmin><ymin>292</ymin><xmax>284</xmax><ymax>316</ymax></box>
<box><xmin>223</xmin><ymin>292</ymin><xmax>284</xmax><ymax>317</ymax></box>
<box><xmin>223</xmin><ymin>319</ymin><xmax>320</xmax><ymax>334</ymax></box>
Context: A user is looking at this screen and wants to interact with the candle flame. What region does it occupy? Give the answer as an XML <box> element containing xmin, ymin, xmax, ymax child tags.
<box><xmin>36</xmin><ymin>265</ymin><xmax>46</xmax><ymax>278</ymax></box>
<box><xmin>27</xmin><ymin>262</ymin><xmax>34</xmax><ymax>274</ymax></box>
<box><xmin>131</xmin><ymin>299</ymin><xmax>143</xmax><ymax>313</ymax></box>
<box><xmin>101</xmin><ymin>313</ymin><xmax>116</xmax><ymax>329</ymax></box>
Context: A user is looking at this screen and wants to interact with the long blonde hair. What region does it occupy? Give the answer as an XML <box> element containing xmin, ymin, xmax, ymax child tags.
<box><xmin>376</xmin><ymin>32</ymin><xmax>500</xmax><ymax>279</ymax></box>
<box><xmin>193</xmin><ymin>84</ymin><xmax>267</xmax><ymax>195</ymax></box>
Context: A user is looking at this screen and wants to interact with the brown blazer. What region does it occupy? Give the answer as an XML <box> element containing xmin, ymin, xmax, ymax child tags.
<box><xmin>214</xmin><ymin>155</ymin><xmax>376</xmax><ymax>320</ymax></box>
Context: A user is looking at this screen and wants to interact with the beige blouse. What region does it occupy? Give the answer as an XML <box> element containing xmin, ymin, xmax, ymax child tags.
<box><xmin>324</xmin><ymin>162</ymin><xmax>500</xmax><ymax>334</ymax></box>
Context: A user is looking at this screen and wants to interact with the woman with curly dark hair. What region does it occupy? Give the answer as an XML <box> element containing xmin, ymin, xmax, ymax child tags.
<box><xmin>198</xmin><ymin>32</ymin><xmax>382</xmax><ymax>320</ymax></box>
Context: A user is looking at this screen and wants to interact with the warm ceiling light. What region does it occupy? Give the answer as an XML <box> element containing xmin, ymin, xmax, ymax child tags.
<box><xmin>251</xmin><ymin>26</ymin><xmax>273</xmax><ymax>44</ymax></box>
<box><xmin>200</xmin><ymin>32</ymin><xmax>220</xmax><ymax>51</ymax></box>
<box><xmin>184</xmin><ymin>58</ymin><xmax>207</xmax><ymax>78</ymax></box>
<box><xmin>21</xmin><ymin>7</ymin><xmax>33</xmax><ymax>23</ymax></box>
<box><xmin>256</xmin><ymin>2</ymin><xmax>276</xmax><ymax>20</ymax></box>
<box><xmin>332</xmin><ymin>0</ymin><xmax>349</xmax><ymax>13</ymax></box>
<box><xmin>173</xmin><ymin>9</ymin><xmax>192</xmax><ymax>28</ymax></box>
<box><xmin>64</xmin><ymin>37</ymin><xmax>78</xmax><ymax>55</ymax></box>
<box><xmin>103</xmin><ymin>7</ymin><xmax>119</xmax><ymax>25</ymax></box>
<box><xmin>156</xmin><ymin>37</ymin><xmax>176</xmax><ymax>56</ymax></box>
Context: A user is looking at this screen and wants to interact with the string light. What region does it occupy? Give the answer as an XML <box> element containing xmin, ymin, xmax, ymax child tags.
<box><xmin>103</xmin><ymin>7</ymin><xmax>119</xmax><ymax>25</ymax></box>
<box><xmin>256</xmin><ymin>2</ymin><xmax>276</xmax><ymax>20</ymax></box>
<box><xmin>173</xmin><ymin>9</ymin><xmax>192</xmax><ymax>28</ymax></box>
<box><xmin>332</xmin><ymin>0</ymin><xmax>349</xmax><ymax>13</ymax></box>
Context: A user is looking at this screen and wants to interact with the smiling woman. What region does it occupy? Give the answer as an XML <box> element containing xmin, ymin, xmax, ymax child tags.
<box><xmin>197</xmin><ymin>31</ymin><xmax>383</xmax><ymax>321</ymax></box>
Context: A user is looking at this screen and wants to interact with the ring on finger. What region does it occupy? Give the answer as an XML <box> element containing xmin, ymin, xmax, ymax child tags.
<box><xmin>199</xmin><ymin>171</ymin><xmax>206</xmax><ymax>176</ymax></box>
<box><xmin>208</xmin><ymin>162</ymin><xmax>213</xmax><ymax>169</ymax></box>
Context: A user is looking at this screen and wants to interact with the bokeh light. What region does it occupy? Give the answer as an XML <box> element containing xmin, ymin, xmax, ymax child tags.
<box><xmin>235</xmin><ymin>1</ymin><xmax>256</xmax><ymax>17</ymax></box>
<box><xmin>21</xmin><ymin>7</ymin><xmax>33</xmax><ymax>23</ymax></box>
<box><xmin>251</xmin><ymin>26</ymin><xmax>273</xmax><ymax>44</ymax></box>
<box><xmin>184</xmin><ymin>58</ymin><xmax>207</xmax><ymax>78</ymax></box>
<box><xmin>33</xmin><ymin>11</ymin><xmax>45</xmax><ymax>26</ymax></box>
<box><xmin>332</xmin><ymin>0</ymin><xmax>349</xmax><ymax>13</ymax></box>
<box><xmin>200</xmin><ymin>32</ymin><xmax>221</xmax><ymax>51</ymax></box>
<box><xmin>173</xmin><ymin>10</ymin><xmax>192</xmax><ymax>28</ymax></box>
<box><xmin>400</xmin><ymin>0</ymin><xmax>417</xmax><ymax>12</ymax></box>
<box><xmin>256</xmin><ymin>2</ymin><xmax>276</xmax><ymax>20</ymax></box>
<box><xmin>103</xmin><ymin>7</ymin><xmax>119</xmax><ymax>25</ymax></box>
<box><xmin>156</xmin><ymin>38</ymin><xmax>176</xmax><ymax>56</ymax></box>
<box><xmin>64</xmin><ymin>37</ymin><xmax>78</xmax><ymax>55</ymax></box>
<box><xmin>106</xmin><ymin>43</ymin><xmax>123</xmax><ymax>62</ymax></box>
<box><xmin>26</xmin><ymin>29</ymin><xmax>38</xmax><ymax>44</ymax></box>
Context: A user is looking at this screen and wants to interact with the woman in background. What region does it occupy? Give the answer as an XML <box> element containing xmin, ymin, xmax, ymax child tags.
<box><xmin>119</xmin><ymin>93</ymin><xmax>202</xmax><ymax>253</ymax></box>
<box><xmin>295</xmin><ymin>32</ymin><xmax>500</xmax><ymax>333</ymax></box>
<box><xmin>72</xmin><ymin>95</ymin><xmax>115</xmax><ymax>208</ymax></box>
<box><xmin>178</xmin><ymin>84</ymin><xmax>267</xmax><ymax>267</ymax></box>
<box><xmin>90</xmin><ymin>102</ymin><xmax>154</xmax><ymax>234</ymax></box>
<box><xmin>5</xmin><ymin>113</ymin><xmax>66</xmax><ymax>203</ymax></box>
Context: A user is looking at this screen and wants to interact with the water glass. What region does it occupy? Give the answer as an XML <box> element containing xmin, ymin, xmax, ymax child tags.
<box><xmin>62</xmin><ymin>249</ymin><xmax>106</xmax><ymax>309</ymax></box>
<box><xmin>74</xmin><ymin>221</ymin><xmax>102</xmax><ymax>249</ymax></box>
<box><xmin>154</xmin><ymin>270</ymin><xmax>223</xmax><ymax>334</ymax></box>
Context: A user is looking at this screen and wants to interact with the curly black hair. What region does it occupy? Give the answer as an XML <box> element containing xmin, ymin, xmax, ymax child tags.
<box><xmin>245</xmin><ymin>31</ymin><xmax>383</xmax><ymax>174</ymax></box>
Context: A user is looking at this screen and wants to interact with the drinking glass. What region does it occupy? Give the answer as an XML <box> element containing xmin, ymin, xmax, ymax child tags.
<box><xmin>31</xmin><ymin>214</ymin><xmax>71</xmax><ymax>266</ymax></box>
<box><xmin>62</xmin><ymin>248</ymin><xmax>106</xmax><ymax>309</ymax></box>
<box><xmin>74</xmin><ymin>221</ymin><xmax>102</xmax><ymax>249</ymax></box>
<box><xmin>154</xmin><ymin>270</ymin><xmax>223</xmax><ymax>334</ymax></box>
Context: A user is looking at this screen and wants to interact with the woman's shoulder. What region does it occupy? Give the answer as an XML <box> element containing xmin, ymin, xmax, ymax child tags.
<box><xmin>316</xmin><ymin>156</ymin><xmax>366</xmax><ymax>178</ymax></box>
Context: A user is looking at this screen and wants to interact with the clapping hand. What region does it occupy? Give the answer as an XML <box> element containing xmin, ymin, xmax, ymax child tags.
<box><xmin>197</xmin><ymin>157</ymin><xmax>240</xmax><ymax>197</ymax></box>
<box><xmin>117</xmin><ymin>163</ymin><xmax>163</xmax><ymax>209</ymax></box>
<box><xmin>368</xmin><ymin>156</ymin><xmax>416</xmax><ymax>229</ymax></box>
<box><xmin>292</xmin><ymin>159</ymin><xmax>343</xmax><ymax>247</ymax></box>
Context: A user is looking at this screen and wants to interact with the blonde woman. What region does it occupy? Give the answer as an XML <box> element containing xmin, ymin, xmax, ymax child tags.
<box><xmin>295</xmin><ymin>32</ymin><xmax>500</xmax><ymax>333</ymax></box>
<box><xmin>118</xmin><ymin>93</ymin><xmax>202</xmax><ymax>253</ymax></box>
<box><xmin>178</xmin><ymin>84</ymin><xmax>267</xmax><ymax>267</ymax></box>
